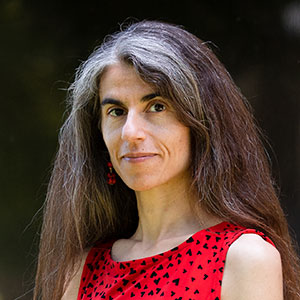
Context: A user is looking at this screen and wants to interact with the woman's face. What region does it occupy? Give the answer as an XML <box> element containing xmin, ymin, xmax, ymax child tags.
<box><xmin>99</xmin><ymin>62</ymin><xmax>191</xmax><ymax>191</ymax></box>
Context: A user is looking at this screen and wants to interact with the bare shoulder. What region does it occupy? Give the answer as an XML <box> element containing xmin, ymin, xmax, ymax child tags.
<box><xmin>61</xmin><ymin>249</ymin><xmax>90</xmax><ymax>300</ymax></box>
<box><xmin>227</xmin><ymin>233</ymin><xmax>281</xmax><ymax>265</ymax></box>
<box><xmin>222</xmin><ymin>233</ymin><xmax>283</xmax><ymax>300</ymax></box>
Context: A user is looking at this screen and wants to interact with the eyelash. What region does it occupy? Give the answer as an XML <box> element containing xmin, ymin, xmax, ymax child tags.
<box><xmin>107</xmin><ymin>102</ymin><xmax>166</xmax><ymax>117</ymax></box>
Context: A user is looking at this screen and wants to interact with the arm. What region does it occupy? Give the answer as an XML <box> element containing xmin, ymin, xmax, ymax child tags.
<box><xmin>61</xmin><ymin>250</ymin><xmax>89</xmax><ymax>300</ymax></box>
<box><xmin>221</xmin><ymin>234</ymin><xmax>283</xmax><ymax>300</ymax></box>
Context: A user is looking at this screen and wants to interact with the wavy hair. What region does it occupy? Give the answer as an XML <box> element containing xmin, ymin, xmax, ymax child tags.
<box><xmin>34</xmin><ymin>20</ymin><xmax>300</xmax><ymax>299</ymax></box>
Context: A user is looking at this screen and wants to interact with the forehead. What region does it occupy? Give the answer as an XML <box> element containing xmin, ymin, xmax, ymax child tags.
<box><xmin>99</xmin><ymin>63</ymin><xmax>154</xmax><ymax>100</ymax></box>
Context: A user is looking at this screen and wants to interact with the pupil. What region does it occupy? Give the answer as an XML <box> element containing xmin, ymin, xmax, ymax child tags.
<box><xmin>115</xmin><ymin>109</ymin><xmax>123</xmax><ymax>116</ymax></box>
<box><xmin>155</xmin><ymin>104</ymin><xmax>164</xmax><ymax>111</ymax></box>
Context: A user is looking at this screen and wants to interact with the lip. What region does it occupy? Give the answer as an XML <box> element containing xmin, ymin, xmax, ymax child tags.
<box><xmin>122</xmin><ymin>152</ymin><xmax>158</xmax><ymax>162</ymax></box>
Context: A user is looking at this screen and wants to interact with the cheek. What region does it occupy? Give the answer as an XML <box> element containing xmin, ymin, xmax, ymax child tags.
<box><xmin>102</xmin><ymin>120</ymin><xmax>117</xmax><ymax>149</ymax></box>
<box><xmin>173</xmin><ymin>126</ymin><xmax>190</xmax><ymax>149</ymax></box>
<box><xmin>103</xmin><ymin>134</ymin><xmax>115</xmax><ymax>154</ymax></box>
<box><xmin>177</xmin><ymin>129</ymin><xmax>191</xmax><ymax>164</ymax></box>
<box><xmin>164</xmin><ymin>125</ymin><xmax>191</xmax><ymax>162</ymax></box>
<box><xmin>102</xmin><ymin>127</ymin><xmax>116</xmax><ymax>157</ymax></box>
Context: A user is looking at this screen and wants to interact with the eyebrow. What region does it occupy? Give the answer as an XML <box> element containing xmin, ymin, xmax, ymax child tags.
<box><xmin>101</xmin><ymin>93</ymin><xmax>160</xmax><ymax>106</ymax></box>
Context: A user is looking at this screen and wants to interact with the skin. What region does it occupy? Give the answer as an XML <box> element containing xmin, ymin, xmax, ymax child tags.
<box><xmin>222</xmin><ymin>234</ymin><xmax>283</xmax><ymax>300</ymax></box>
<box><xmin>99</xmin><ymin>62</ymin><xmax>212</xmax><ymax>254</ymax></box>
<box><xmin>62</xmin><ymin>62</ymin><xmax>283</xmax><ymax>299</ymax></box>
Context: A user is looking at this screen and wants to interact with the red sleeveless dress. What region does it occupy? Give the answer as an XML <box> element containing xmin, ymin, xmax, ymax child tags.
<box><xmin>77</xmin><ymin>222</ymin><xmax>274</xmax><ymax>300</ymax></box>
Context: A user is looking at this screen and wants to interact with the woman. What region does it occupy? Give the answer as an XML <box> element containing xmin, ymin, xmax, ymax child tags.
<box><xmin>34</xmin><ymin>20</ymin><xmax>300</xmax><ymax>299</ymax></box>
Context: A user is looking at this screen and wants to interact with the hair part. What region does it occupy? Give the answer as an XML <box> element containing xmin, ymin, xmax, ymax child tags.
<box><xmin>34</xmin><ymin>20</ymin><xmax>300</xmax><ymax>299</ymax></box>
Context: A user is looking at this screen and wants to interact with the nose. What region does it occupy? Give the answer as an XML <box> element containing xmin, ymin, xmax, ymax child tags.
<box><xmin>121</xmin><ymin>111</ymin><xmax>146</xmax><ymax>142</ymax></box>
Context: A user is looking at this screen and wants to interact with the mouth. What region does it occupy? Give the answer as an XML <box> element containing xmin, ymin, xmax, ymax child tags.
<box><xmin>121</xmin><ymin>153</ymin><xmax>158</xmax><ymax>162</ymax></box>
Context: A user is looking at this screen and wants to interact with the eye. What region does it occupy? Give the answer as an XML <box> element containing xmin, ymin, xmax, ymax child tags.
<box><xmin>108</xmin><ymin>108</ymin><xmax>125</xmax><ymax>117</ymax></box>
<box><xmin>148</xmin><ymin>103</ymin><xmax>166</xmax><ymax>113</ymax></box>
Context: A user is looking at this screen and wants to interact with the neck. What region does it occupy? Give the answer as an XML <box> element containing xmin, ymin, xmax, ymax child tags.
<box><xmin>132</xmin><ymin>176</ymin><xmax>213</xmax><ymax>247</ymax></box>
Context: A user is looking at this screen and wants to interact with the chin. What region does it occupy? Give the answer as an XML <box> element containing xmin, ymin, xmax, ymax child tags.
<box><xmin>121</xmin><ymin>175</ymin><xmax>162</xmax><ymax>192</ymax></box>
<box><xmin>124</xmin><ymin>181</ymin><xmax>156</xmax><ymax>192</ymax></box>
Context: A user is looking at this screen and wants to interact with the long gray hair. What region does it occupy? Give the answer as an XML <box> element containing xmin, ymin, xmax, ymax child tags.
<box><xmin>34</xmin><ymin>20</ymin><xmax>300</xmax><ymax>300</ymax></box>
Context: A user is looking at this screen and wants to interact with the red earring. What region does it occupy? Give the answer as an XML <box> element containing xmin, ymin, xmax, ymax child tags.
<box><xmin>107</xmin><ymin>162</ymin><xmax>116</xmax><ymax>185</ymax></box>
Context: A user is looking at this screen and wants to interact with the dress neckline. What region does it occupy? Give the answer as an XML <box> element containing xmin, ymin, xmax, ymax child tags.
<box><xmin>108</xmin><ymin>221</ymin><xmax>229</xmax><ymax>264</ymax></box>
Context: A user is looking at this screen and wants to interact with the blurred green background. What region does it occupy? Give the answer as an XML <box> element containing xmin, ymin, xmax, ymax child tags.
<box><xmin>1</xmin><ymin>0</ymin><xmax>299</xmax><ymax>299</ymax></box>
